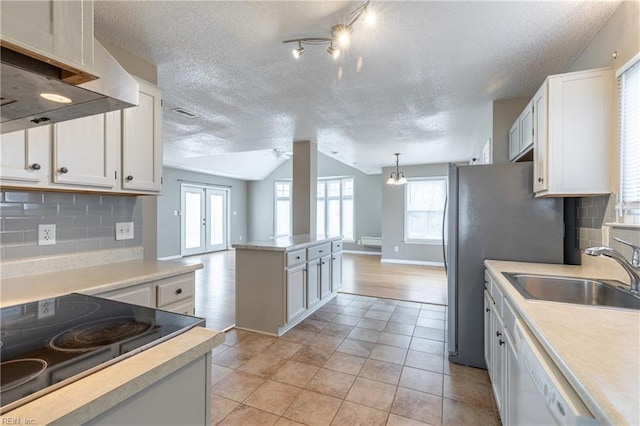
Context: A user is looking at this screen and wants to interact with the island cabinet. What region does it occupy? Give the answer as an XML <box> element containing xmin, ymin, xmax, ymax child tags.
<box><xmin>234</xmin><ymin>235</ymin><xmax>342</xmax><ymax>336</ymax></box>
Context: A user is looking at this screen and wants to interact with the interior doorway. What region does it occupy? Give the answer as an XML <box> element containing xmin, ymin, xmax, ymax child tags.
<box><xmin>181</xmin><ymin>184</ymin><xmax>229</xmax><ymax>256</ymax></box>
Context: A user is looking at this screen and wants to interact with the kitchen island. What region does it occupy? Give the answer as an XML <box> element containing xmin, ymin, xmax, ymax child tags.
<box><xmin>484</xmin><ymin>259</ymin><xmax>640</xmax><ymax>425</ymax></box>
<box><xmin>234</xmin><ymin>234</ymin><xmax>343</xmax><ymax>336</ymax></box>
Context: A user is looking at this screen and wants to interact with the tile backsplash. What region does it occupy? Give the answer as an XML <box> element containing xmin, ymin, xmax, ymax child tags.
<box><xmin>575</xmin><ymin>193</ymin><xmax>640</xmax><ymax>260</ymax></box>
<box><xmin>0</xmin><ymin>190</ymin><xmax>142</xmax><ymax>261</ymax></box>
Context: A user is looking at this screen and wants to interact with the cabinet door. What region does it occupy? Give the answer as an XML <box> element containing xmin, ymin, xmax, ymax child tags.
<box><xmin>52</xmin><ymin>113</ymin><xmax>115</xmax><ymax>188</ymax></box>
<box><xmin>122</xmin><ymin>78</ymin><xmax>163</xmax><ymax>192</ymax></box>
<box><xmin>491</xmin><ymin>310</ymin><xmax>505</xmax><ymax>417</ymax></box>
<box><xmin>97</xmin><ymin>284</ymin><xmax>153</xmax><ymax>308</ymax></box>
<box><xmin>319</xmin><ymin>255</ymin><xmax>331</xmax><ymax>299</ymax></box>
<box><xmin>0</xmin><ymin>127</ymin><xmax>48</xmax><ymax>183</ymax></box>
<box><xmin>504</xmin><ymin>330</ymin><xmax>517</xmax><ymax>425</ymax></box>
<box><xmin>286</xmin><ymin>264</ymin><xmax>306</xmax><ymax>322</ymax></box>
<box><xmin>484</xmin><ymin>290</ymin><xmax>492</xmax><ymax>371</ymax></box>
<box><xmin>508</xmin><ymin>122</ymin><xmax>520</xmax><ymax>162</ymax></box>
<box><xmin>532</xmin><ymin>83</ymin><xmax>548</xmax><ymax>193</ymax></box>
<box><xmin>519</xmin><ymin>104</ymin><xmax>533</xmax><ymax>152</ymax></box>
<box><xmin>331</xmin><ymin>252</ymin><xmax>343</xmax><ymax>291</ymax></box>
<box><xmin>307</xmin><ymin>259</ymin><xmax>321</xmax><ymax>309</ymax></box>
<box><xmin>0</xmin><ymin>0</ymin><xmax>94</xmax><ymax>74</ymax></box>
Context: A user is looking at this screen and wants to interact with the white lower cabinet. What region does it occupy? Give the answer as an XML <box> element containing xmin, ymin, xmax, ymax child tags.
<box><xmin>96</xmin><ymin>283</ymin><xmax>153</xmax><ymax>307</ymax></box>
<box><xmin>319</xmin><ymin>255</ymin><xmax>331</xmax><ymax>299</ymax></box>
<box><xmin>286</xmin><ymin>263</ymin><xmax>307</xmax><ymax>323</ymax></box>
<box><xmin>307</xmin><ymin>258</ymin><xmax>321</xmax><ymax>309</ymax></box>
<box><xmin>331</xmin><ymin>251</ymin><xmax>343</xmax><ymax>291</ymax></box>
<box><xmin>92</xmin><ymin>272</ymin><xmax>196</xmax><ymax>315</ymax></box>
<box><xmin>485</xmin><ymin>276</ymin><xmax>508</xmax><ymax>422</ymax></box>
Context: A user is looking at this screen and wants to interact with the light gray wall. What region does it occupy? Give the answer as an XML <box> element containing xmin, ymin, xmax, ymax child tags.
<box><xmin>0</xmin><ymin>190</ymin><xmax>142</xmax><ymax>261</ymax></box>
<box><xmin>381</xmin><ymin>163</ymin><xmax>449</xmax><ymax>263</ymax></box>
<box><xmin>247</xmin><ymin>153</ymin><xmax>382</xmax><ymax>252</ymax></box>
<box><xmin>157</xmin><ymin>167</ymin><xmax>247</xmax><ymax>259</ymax></box>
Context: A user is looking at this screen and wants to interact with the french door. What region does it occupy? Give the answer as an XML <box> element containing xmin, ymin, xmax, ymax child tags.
<box><xmin>181</xmin><ymin>185</ymin><xmax>229</xmax><ymax>256</ymax></box>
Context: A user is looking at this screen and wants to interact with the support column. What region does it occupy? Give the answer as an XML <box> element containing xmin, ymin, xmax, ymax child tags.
<box><xmin>292</xmin><ymin>140</ymin><xmax>317</xmax><ymax>236</ymax></box>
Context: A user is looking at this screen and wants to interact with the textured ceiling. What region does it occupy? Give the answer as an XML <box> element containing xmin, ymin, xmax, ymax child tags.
<box><xmin>94</xmin><ymin>1</ymin><xmax>621</xmax><ymax>179</ymax></box>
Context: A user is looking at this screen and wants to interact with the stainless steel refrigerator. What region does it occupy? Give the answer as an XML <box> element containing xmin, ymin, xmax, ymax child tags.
<box><xmin>446</xmin><ymin>162</ymin><xmax>564</xmax><ymax>369</ymax></box>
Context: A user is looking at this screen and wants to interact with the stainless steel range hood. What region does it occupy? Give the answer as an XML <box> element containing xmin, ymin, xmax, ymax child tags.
<box><xmin>1</xmin><ymin>40</ymin><xmax>139</xmax><ymax>134</ymax></box>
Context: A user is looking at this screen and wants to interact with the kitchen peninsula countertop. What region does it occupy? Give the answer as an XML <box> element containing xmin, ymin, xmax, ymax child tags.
<box><xmin>0</xmin><ymin>248</ymin><xmax>202</xmax><ymax>308</ymax></box>
<box><xmin>485</xmin><ymin>259</ymin><xmax>640</xmax><ymax>425</ymax></box>
<box><xmin>233</xmin><ymin>234</ymin><xmax>342</xmax><ymax>251</ymax></box>
<box><xmin>0</xmin><ymin>327</ymin><xmax>224</xmax><ymax>425</ymax></box>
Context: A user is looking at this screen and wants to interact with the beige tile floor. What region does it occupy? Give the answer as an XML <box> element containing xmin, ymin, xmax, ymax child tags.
<box><xmin>210</xmin><ymin>294</ymin><xmax>500</xmax><ymax>425</ymax></box>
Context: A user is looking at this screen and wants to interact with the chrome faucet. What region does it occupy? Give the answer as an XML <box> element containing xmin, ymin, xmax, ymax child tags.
<box><xmin>585</xmin><ymin>237</ymin><xmax>640</xmax><ymax>293</ymax></box>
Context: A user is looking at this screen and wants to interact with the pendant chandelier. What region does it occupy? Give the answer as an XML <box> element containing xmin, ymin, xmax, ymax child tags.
<box><xmin>386</xmin><ymin>153</ymin><xmax>408</xmax><ymax>185</ymax></box>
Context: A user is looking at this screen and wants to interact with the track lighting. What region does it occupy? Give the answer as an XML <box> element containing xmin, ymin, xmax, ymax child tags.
<box><xmin>282</xmin><ymin>0</ymin><xmax>374</xmax><ymax>59</ymax></box>
<box><xmin>386</xmin><ymin>153</ymin><xmax>408</xmax><ymax>185</ymax></box>
<box><xmin>293</xmin><ymin>42</ymin><xmax>305</xmax><ymax>59</ymax></box>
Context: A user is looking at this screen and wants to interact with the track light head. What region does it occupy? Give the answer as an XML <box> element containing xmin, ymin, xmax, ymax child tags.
<box><xmin>293</xmin><ymin>42</ymin><xmax>305</xmax><ymax>59</ymax></box>
<box><xmin>331</xmin><ymin>24</ymin><xmax>351</xmax><ymax>47</ymax></box>
<box><xmin>327</xmin><ymin>44</ymin><xmax>340</xmax><ymax>59</ymax></box>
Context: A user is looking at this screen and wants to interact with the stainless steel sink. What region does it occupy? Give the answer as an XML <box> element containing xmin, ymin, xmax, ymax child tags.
<box><xmin>502</xmin><ymin>273</ymin><xmax>640</xmax><ymax>310</ymax></box>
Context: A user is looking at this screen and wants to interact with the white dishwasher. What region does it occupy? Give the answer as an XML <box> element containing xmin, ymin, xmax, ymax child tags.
<box><xmin>508</xmin><ymin>319</ymin><xmax>597</xmax><ymax>425</ymax></box>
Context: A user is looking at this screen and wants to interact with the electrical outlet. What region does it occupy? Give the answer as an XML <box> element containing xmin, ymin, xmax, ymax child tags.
<box><xmin>38</xmin><ymin>224</ymin><xmax>56</xmax><ymax>246</ymax></box>
<box><xmin>115</xmin><ymin>222</ymin><xmax>134</xmax><ymax>240</ymax></box>
<box><xmin>394</xmin><ymin>246</ymin><xmax>399</xmax><ymax>252</ymax></box>
<box><xmin>239</xmin><ymin>235</ymin><xmax>242</xmax><ymax>240</ymax></box>
<box><xmin>38</xmin><ymin>298</ymin><xmax>56</xmax><ymax>319</ymax></box>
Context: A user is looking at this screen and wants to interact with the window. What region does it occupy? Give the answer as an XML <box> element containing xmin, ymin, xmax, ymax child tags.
<box><xmin>317</xmin><ymin>178</ymin><xmax>354</xmax><ymax>241</ymax></box>
<box><xmin>274</xmin><ymin>181</ymin><xmax>291</xmax><ymax>236</ymax></box>
<box><xmin>405</xmin><ymin>178</ymin><xmax>447</xmax><ymax>242</ymax></box>
<box><xmin>617</xmin><ymin>53</ymin><xmax>640</xmax><ymax>224</ymax></box>
<box><xmin>275</xmin><ymin>177</ymin><xmax>354</xmax><ymax>240</ymax></box>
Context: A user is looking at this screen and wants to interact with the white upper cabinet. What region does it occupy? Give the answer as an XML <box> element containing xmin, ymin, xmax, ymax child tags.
<box><xmin>533</xmin><ymin>68</ymin><xmax>612</xmax><ymax>197</ymax></box>
<box><xmin>52</xmin><ymin>112</ymin><xmax>117</xmax><ymax>189</ymax></box>
<box><xmin>0</xmin><ymin>127</ymin><xmax>49</xmax><ymax>184</ymax></box>
<box><xmin>0</xmin><ymin>0</ymin><xmax>95</xmax><ymax>79</ymax></box>
<box><xmin>121</xmin><ymin>77</ymin><xmax>163</xmax><ymax>192</ymax></box>
<box><xmin>509</xmin><ymin>101</ymin><xmax>533</xmax><ymax>162</ymax></box>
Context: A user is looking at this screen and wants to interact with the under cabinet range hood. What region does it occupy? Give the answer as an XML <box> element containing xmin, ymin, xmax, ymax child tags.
<box><xmin>0</xmin><ymin>40</ymin><xmax>139</xmax><ymax>134</ymax></box>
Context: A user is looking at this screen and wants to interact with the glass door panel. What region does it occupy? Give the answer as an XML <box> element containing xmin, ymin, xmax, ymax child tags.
<box><xmin>182</xmin><ymin>186</ymin><xmax>205</xmax><ymax>255</ymax></box>
<box><xmin>206</xmin><ymin>189</ymin><xmax>228</xmax><ymax>252</ymax></box>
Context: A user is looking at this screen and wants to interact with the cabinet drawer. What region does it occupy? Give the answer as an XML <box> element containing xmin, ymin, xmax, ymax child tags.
<box><xmin>503</xmin><ymin>298</ymin><xmax>517</xmax><ymax>336</ymax></box>
<box><xmin>156</xmin><ymin>274</ymin><xmax>194</xmax><ymax>307</ymax></box>
<box><xmin>160</xmin><ymin>299</ymin><xmax>195</xmax><ymax>316</ymax></box>
<box><xmin>332</xmin><ymin>240</ymin><xmax>343</xmax><ymax>252</ymax></box>
<box><xmin>307</xmin><ymin>243</ymin><xmax>331</xmax><ymax>260</ymax></box>
<box><xmin>490</xmin><ymin>278</ymin><xmax>504</xmax><ymax>315</ymax></box>
<box><xmin>287</xmin><ymin>249</ymin><xmax>307</xmax><ymax>266</ymax></box>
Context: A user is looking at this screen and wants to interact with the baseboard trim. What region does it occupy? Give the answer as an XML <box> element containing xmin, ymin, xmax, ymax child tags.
<box><xmin>158</xmin><ymin>255</ymin><xmax>182</xmax><ymax>261</ymax></box>
<box><xmin>380</xmin><ymin>258</ymin><xmax>445</xmax><ymax>267</ymax></box>
<box><xmin>343</xmin><ymin>250</ymin><xmax>382</xmax><ymax>256</ymax></box>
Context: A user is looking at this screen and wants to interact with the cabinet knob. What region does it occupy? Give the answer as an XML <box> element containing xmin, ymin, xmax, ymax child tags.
<box><xmin>496</xmin><ymin>331</ymin><xmax>502</xmax><ymax>337</ymax></box>
<box><xmin>537</xmin><ymin>177</ymin><xmax>543</xmax><ymax>183</ymax></box>
<box><xmin>296</xmin><ymin>256</ymin><xmax>301</xmax><ymax>260</ymax></box>
<box><xmin>175</xmin><ymin>288</ymin><xmax>183</xmax><ymax>295</ymax></box>
<box><xmin>499</xmin><ymin>339</ymin><xmax>505</xmax><ymax>346</ymax></box>
<box><xmin>59</xmin><ymin>167</ymin><xmax>68</xmax><ymax>174</ymax></box>
<box><xmin>485</xmin><ymin>307</ymin><xmax>490</xmax><ymax>312</ymax></box>
<box><xmin>31</xmin><ymin>163</ymin><xmax>41</xmax><ymax>170</ymax></box>
<box><xmin>319</xmin><ymin>250</ymin><xmax>324</xmax><ymax>253</ymax></box>
<box><xmin>322</xmin><ymin>262</ymin><xmax>325</xmax><ymax>265</ymax></box>
<box><xmin>126</xmin><ymin>175</ymin><xmax>134</xmax><ymax>181</ymax></box>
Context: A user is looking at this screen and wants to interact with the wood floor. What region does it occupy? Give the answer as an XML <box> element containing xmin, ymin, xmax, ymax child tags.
<box><xmin>187</xmin><ymin>251</ymin><xmax>447</xmax><ymax>332</ymax></box>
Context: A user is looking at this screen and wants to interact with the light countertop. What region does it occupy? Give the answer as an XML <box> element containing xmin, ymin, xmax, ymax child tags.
<box><xmin>485</xmin><ymin>259</ymin><xmax>640</xmax><ymax>425</ymax></box>
<box><xmin>0</xmin><ymin>258</ymin><xmax>203</xmax><ymax>308</ymax></box>
<box><xmin>233</xmin><ymin>234</ymin><xmax>342</xmax><ymax>251</ymax></box>
<box><xmin>0</xmin><ymin>327</ymin><xmax>224</xmax><ymax>425</ymax></box>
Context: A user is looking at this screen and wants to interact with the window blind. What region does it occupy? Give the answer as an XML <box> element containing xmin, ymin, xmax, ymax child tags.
<box><xmin>617</xmin><ymin>55</ymin><xmax>640</xmax><ymax>218</ymax></box>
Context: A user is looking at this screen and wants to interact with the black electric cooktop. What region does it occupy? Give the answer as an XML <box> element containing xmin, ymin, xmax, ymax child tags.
<box><xmin>0</xmin><ymin>293</ymin><xmax>205</xmax><ymax>413</ymax></box>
